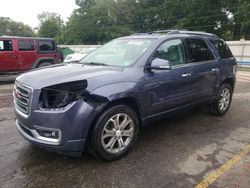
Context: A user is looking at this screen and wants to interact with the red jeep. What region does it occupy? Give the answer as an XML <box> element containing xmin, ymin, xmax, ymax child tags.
<box><xmin>0</xmin><ymin>36</ymin><xmax>62</xmax><ymax>74</ymax></box>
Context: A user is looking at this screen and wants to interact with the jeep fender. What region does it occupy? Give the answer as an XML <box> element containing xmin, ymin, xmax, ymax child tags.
<box><xmin>32</xmin><ymin>57</ymin><xmax>55</xmax><ymax>69</ymax></box>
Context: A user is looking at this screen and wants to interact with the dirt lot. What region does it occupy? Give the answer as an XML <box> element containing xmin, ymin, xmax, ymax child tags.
<box><xmin>0</xmin><ymin>71</ymin><xmax>250</xmax><ymax>188</ymax></box>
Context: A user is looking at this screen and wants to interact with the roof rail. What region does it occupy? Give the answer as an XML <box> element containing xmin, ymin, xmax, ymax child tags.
<box><xmin>130</xmin><ymin>30</ymin><xmax>185</xmax><ymax>35</ymax></box>
<box><xmin>130</xmin><ymin>30</ymin><xmax>218</xmax><ymax>38</ymax></box>
<box><xmin>130</xmin><ymin>33</ymin><xmax>152</xmax><ymax>36</ymax></box>
<box><xmin>0</xmin><ymin>35</ymin><xmax>53</xmax><ymax>40</ymax></box>
<box><xmin>152</xmin><ymin>30</ymin><xmax>217</xmax><ymax>37</ymax></box>
<box><xmin>153</xmin><ymin>29</ymin><xmax>187</xmax><ymax>34</ymax></box>
<box><xmin>177</xmin><ymin>30</ymin><xmax>217</xmax><ymax>37</ymax></box>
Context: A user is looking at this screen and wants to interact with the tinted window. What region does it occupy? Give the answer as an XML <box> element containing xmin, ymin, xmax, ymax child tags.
<box><xmin>211</xmin><ymin>39</ymin><xmax>233</xmax><ymax>59</ymax></box>
<box><xmin>185</xmin><ymin>38</ymin><xmax>214</xmax><ymax>62</ymax></box>
<box><xmin>152</xmin><ymin>39</ymin><xmax>185</xmax><ymax>66</ymax></box>
<box><xmin>38</xmin><ymin>40</ymin><xmax>55</xmax><ymax>52</ymax></box>
<box><xmin>18</xmin><ymin>40</ymin><xmax>35</xmax><ymax>51</ymax></box>
<box><xmin>0</xmin><ymin>40</ymin><xmax>13</xmax><ymax>51</ymax></box>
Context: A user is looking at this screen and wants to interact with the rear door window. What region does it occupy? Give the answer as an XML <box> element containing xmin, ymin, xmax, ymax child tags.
<box><xmin>0</xmin><ymin>40</ymin><xmax>13</xmax><ymax>51</ymax></box>
<box><xmin>185</xmin><ymin>38</ymin><xmax>214</xmax><ymax>63</ymax></box>
<box><xmin>211</xmin><ymin>39</ymin><xmax>233</xmax><ymax>59</ymax></box>
<box><xmin>38</xmin><ymin>40</ymin><xmax>56</xmax><ymax>52</ymax></box>
<box><xmin>18</xmin><ymin>40</ymin><xmax>35</xmax><ymax>51</ymax></box>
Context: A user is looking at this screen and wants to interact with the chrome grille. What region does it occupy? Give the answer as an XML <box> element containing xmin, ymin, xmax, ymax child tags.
<box><xmin>13</xmin><ymin>82</ymin><xmax>32</xmax><ymax>115</ymax></box>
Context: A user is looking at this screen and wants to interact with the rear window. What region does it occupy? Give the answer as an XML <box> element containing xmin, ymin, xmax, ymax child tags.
<box><xmin>38</xmin><ymin>40</ymin><xmax>56</xmax><ymax>52</ymax></box>
<box><xmin>185</xmin><ymin>38</ymin><xmax>214</xmax><ymax>63</ymax></box>
<box><xmin>211</xmin><ymin>39</ymin><xmax>233</xmax><ymax>59</ymax></box>
<box><xmin>0</xmin><ymin>40</ymin><xmax>13</xmax><ymax>51</ymax></box>
<box><xmin>18</xmin><ymin>40</ymin><xmax>35</xmax><ymax>51</ymax></box>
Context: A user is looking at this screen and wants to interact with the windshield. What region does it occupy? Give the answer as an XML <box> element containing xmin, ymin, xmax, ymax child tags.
<box><xmin>80</xmin><ymin>48</ymin><xmax>96</xmax><ymax>54</ymax></box>
<box><xmin>80</xmin><ymin>38</ymin><xmax>154</xmax><ymax>67</ymax></box>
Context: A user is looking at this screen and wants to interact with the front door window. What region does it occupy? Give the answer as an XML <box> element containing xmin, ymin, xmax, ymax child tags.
<box><xmin>152</xmin><ymin>39</ymin><xmax>186</xmax><ymax>66</ymax></box>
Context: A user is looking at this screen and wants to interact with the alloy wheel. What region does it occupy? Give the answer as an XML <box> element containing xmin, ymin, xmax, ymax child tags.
<box><xmin>101</xmin><ymin>113</ymin><xmax>134</xmax><ymax>154</ymax></box>
<box><xmin>218</xmin><ymin>88</ymin><xmax>231</xmax><ymax>112</ymax></box>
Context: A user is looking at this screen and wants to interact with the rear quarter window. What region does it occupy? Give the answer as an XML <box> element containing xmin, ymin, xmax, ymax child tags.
<box><xmin>211</xmin><ymin>39</ymin><xmax>233</xmax><ymax>59</ymax></box>
<box><xmin>38</xmin><ymin>40</ymin><xmax>56</xmax><ymax>52</ymax></box>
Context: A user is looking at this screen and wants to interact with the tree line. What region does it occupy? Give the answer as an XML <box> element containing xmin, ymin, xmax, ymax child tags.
<box><xmin>1</xmin><ymin>0</ymin><xmax>250</xmax><ymax>44</ymax></box>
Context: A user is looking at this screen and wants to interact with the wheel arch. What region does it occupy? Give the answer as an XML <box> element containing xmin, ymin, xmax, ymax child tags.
<box><xmin>85</xmin><ymin>97</ymin><xmax>142</xmax><ymax>148</ymax></box>
<box><xmin>221</xmin><ymin>77</ymin><xmax>235</xmax><ymax>91</ymax></box>
<box><xmin>32</xmin><ymin>57</ymin><xmax>55</xmax><ymax>69</ymax></box>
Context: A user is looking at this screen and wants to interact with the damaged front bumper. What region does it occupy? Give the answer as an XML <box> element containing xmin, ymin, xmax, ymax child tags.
<box><xmin>14</xmin><ymin>97</ymin><xmax>98</xmax><ymax>156</ymax></box>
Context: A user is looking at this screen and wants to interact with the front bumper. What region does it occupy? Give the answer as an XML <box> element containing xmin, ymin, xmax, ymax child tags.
<box><xmin>16</xmin><ymin>120</ymin><xmax>86</xmax><ymax>156</ymax></box>
<box><xmin>14</xmin><ymin>98</ymin><xmax>97</xmax><ymax>156</ymax></box>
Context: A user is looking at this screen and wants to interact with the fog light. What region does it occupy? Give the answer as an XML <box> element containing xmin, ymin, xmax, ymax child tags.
<box><xmin>37</xmin><ymin>130</ymin><xmax>59</xmax><ymax>139</ymax></box>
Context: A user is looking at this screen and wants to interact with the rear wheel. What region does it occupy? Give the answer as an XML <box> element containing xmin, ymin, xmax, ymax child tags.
<box><xmin>212</xmin><ymin>83</ymin><xmax>233</xmax><ymax>116</ymax></box>
<box><xmin>37</xmin><ymin>62</ymin><xmax>52</xmax><ymax>68</ymax></box>
<box><xmin>89</xmin><ymin>105</ymin><xmax>139</xmax><ymax>161</ymax></box>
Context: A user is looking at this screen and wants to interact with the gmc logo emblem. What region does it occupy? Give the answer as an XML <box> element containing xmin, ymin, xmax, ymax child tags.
<box><xmin>15</xmin><ymin>90</ymin><xmax>22</xmax><ymax>99</ymax></box>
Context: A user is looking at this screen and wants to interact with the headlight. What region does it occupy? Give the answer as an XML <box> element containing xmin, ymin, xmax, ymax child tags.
<box><xmin>38</xmin><ymin>80</ymin><xmax>87</xmax><ymax>110</ymax></box>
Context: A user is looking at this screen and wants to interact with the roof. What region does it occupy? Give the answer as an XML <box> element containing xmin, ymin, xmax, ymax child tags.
<box><xmin>0</xmin><ymin>35</ymin><xmax>54</xmax><ymax>40</ymax></box>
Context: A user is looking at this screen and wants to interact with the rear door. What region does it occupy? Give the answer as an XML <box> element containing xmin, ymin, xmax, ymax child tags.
<box><xmin>17</xmin><ymin>39</ymin><xmax>36</xmax><ymax>71</ymax></box>
<box><xmin>0</xmin><ymin>39</ymin><xmax>18</xmax><ymax>72</ymax></box>
<box><xmin>184</xmin><ymin>37</ymin><xmax>220</xmax><ymax>100</ymax></box>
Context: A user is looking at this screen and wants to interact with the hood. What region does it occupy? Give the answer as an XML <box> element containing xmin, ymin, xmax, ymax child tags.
<box><xmin>16</xmin><ymin>63</ymin><xmax>123</xmax><ymax>89</ymax></box>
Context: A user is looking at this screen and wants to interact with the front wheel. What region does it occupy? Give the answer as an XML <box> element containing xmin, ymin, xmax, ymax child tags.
<box><xmin>89</xmin><ymin>105</ymin><xmax>139</xmax><ymax>161</ymax></box>
<box><xmin>212</xmin><ymin>83</ymin><xmax>233</xmax><ymax>116</ymax></box>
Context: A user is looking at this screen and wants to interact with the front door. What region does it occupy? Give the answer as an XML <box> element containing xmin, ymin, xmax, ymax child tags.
<box><xmin>144</xmin><ymin>38</ymin><xmax>194</xmax><ymax>116</ymax></box>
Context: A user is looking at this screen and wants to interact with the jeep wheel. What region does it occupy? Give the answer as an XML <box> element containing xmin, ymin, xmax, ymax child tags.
<box><xmin>89</xmin><ymin>105</ymin><xmax>139</xmax><ymax>161</ymax></box>
<box><xmin>212</xmin><ymin>83</ymin><xmax>233</xmax><ymax>116</ymax></box>
<box><xmin>37</xmin><ymin>62</ymin><xmax>52</xmax><ymax>68</ymax></box>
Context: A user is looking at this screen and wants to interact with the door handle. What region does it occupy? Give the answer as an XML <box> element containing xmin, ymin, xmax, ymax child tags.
<box><xmin>211</xmin><ymin>68</ymin><xmax>219</xmax><ymax>72</ymax></box>
<box><xmin>181</xmin><ymin>73</ymin><xmax>192</xmax><ymax>77</ymax></box>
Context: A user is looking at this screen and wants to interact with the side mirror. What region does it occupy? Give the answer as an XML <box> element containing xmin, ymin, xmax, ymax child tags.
<box><xmin>147</xmin><ymin>58</ymin><xmax>171</xmax><ymax>70</ymax></box>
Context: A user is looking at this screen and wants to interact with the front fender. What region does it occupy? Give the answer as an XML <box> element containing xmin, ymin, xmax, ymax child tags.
<box><xmin>90</xmin><ymin>82</ymin><xmax>137</xmax><ymax>101</ymax></box>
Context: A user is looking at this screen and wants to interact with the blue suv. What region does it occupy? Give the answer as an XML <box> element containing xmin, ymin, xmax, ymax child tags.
<box><xmin>14</xmin><ymin>30</ymin><xmax>237</xmax><ymax>161</ymax></box>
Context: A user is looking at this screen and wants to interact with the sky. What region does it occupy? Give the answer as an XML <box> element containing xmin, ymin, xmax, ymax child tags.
<box><xmin>1</xmin><ymin>0</ymin><xmax>79</xmax><ymax>28</ymax></box>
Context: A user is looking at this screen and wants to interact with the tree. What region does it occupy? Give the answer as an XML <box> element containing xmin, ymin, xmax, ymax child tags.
<box><xmin>222</xmin><ymin>0</ymin><xmax>250</xmax><ymax>39</ymax></box>
<box><xmin>60</xmin><ymin>0</ymin><xmax>250</xmax><ymax>44</ymax></box>
<box><xmin>62</xmin><ymin>0</ymin><xmax>135</xmax><ymax>44</ymax></box>
<box><xmin>0</xmin><ymin>17</ymin><xmax>35</xmax><ymax>37</ymax></box>
<box><xmin>37</xmin><ymin>12</ymin><xmax>64</xmax><ymax>42</ymax></box>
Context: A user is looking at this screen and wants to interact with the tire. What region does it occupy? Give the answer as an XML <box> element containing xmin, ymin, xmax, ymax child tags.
<box><xmin>37</xmin><ymin>62</ymin><xmax>52</xmax><ymax>68</ymax></box>
<box><xmin>212</xmin><ymin>83</ymin><xmax>233</xmax><ymax>116</ymax></box>
<box><xmin>89</xmin><ymin>105</ymin><xmax>139</xmax><ymax>161</ymax></box>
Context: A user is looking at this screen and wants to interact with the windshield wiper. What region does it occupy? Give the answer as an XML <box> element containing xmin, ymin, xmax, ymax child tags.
<box><xmin>84</xmin><ymin>62</ymin><xmax>109</xmax><ymax>66</ymax></box>
<box><xmin>64</xmin><ymin>60</ymin><xmax>82</xmax><ymax>64</ymax></box>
